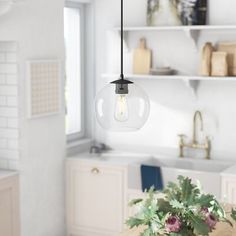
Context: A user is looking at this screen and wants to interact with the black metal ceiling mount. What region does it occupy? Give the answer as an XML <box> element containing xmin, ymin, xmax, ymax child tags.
<box><xmin>110</xmin><ymin>0</ymin><xmax>133</xmax><ymax>94</ymax></box>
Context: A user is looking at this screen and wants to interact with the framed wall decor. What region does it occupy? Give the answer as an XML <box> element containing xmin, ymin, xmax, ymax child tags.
<box><xmin>26</xmin><ymin>60</ymin><xmax>62</xmax><ymax>119</ymax></box>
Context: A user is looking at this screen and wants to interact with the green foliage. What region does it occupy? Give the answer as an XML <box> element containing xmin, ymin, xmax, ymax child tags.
<box><xmin>231</xmin><ymin>208</ymin><xmax>236</xmax><ymax>221</ymax></box>
<box><xmin>126</xmin><ymin>218</ymin><xmax>144</xmax><ymax>228</ymax></box>
<box><xmin>187</xmin><ymin>213</ymin><xmax>210</xmax><ymax>235</ymax></box>
<box><xmin>126</xmin><ymin>175</ymin><xmax>236</xmax><ymax>236</ymax></box>
<box><xmin>129</xmin><ymin>198</ymin><xmax>143</xmax><ymax>207</ymax></box>
<box><xmin>164</xmin><ymin>176</ymin><xmax>201</xmax><ymax>207</ymax></box>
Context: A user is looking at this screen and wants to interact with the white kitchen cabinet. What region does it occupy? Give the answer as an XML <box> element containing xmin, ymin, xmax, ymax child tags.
<box><xmin>222</xmin><ymin>176</ymin><xmax>236</xmax><ymax>205</ymax></box>
<box><xmin>66</xmin><ymin>159</ymin><xmax>127</xmax><ymax>236</ymax></box>
<box><xmin>0</xmin><ymin>173</ymin><xmax>20</xmax><ymax>236</ymax></box>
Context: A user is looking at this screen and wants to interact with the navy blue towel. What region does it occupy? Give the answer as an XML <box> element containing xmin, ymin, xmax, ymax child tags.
<box><xmin>141</xmin><ymin>165</ymin><xmax>163</xmax><ymax>192</ymax></box>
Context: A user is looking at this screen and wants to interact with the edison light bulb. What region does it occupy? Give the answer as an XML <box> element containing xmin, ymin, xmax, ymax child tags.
<box><xmin>114</xmin><ymin>94</ymin><xmax>129</xmax><ymax>122</ymax></box>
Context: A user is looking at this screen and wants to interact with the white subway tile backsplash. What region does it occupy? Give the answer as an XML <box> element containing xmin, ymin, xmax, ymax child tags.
<box><xmin>6</xmin><ymin>53</ymin><xmax>17</xmax><ymax>63</ymax></box>
<box><xmin>0</xmin><ymin>74</ymin><xmax>6</xmax><ymax>84</ymax></box>
<box><xmin>7</xmin><ymin>96</ymin><xmax>17</xmax><ymax>107</ymax></box>
<box><xmin>0</xmin><ymin>86</ymin><xmax>17</xmax><ymax>96</ymax></box>
<box><xmin>0</xmin><ymin>149</ymin><xmax>19</xmax><ymax>159</ymax></box>
<box><xmin>0</xmin><ymin>53</ymin><xmax>5</xmax><ymax>63</ymax></box>
<box><xmin>8</xmin><ymin>160</ymin><xmax>19</xmax><ymax>170</ymax></box>
<box><xmin>0</xmin><ymin>41</ymin><xmax>19</xmax><ymax>170</ymax></box>
<box><xmin>6</xmin><ymin>74</ymin><xmax>17</xmax><ymax>85</ymax></box>
<box><xmin>8</xmin><ymin>139</ymin><xmax>18</xmax><ymax>149</ymax></box>
<box><xmin>0</xmin><ymin>139</ymin><xmax>7</xmax><ymax>148</ymax></box>
<box><xmin>0</xmin><ymin>128</ymin><xmax>18</xmax><ymax>138</ymax></box>
<box><xmin>0</xmin><ymin>64</ymin><xmax>7</xmax><ymax>73</ymax></box>
<box><xmin>7</xmin><ymin>118</ymin><xmax>18</xmax><ymax>128</ymax></box>
<box><xmin>0</xmin><ymin>117</ymin><xmax>7</xmax><ymax>127</ymax></box>
<box><xmin>0</xmin><ymin>42</ymin><xmax>17</xmax><ymax>52</ymax></box>
<box><xmin>0</xmin><ymin>107</ymin><xmax>18</xmax><ymax>117</ymax></box>
<box><xmin>0</xmin><ymin>159</ymin><xmax>9</xmax><ymax>169</ymax></box>
<box><xmin>7</xmin><ymin>64</ymin><xmax>17</xmax><ymax>74</ymax></box>
<box><xmin>0</xmin><ymin>96</ymin><xmax>6</xmax><ymax>106</ymax></box>
<box><xmin>0</xmin><ymin>64</ymin><xmax>17</xmax><ymax>74</ymax></box>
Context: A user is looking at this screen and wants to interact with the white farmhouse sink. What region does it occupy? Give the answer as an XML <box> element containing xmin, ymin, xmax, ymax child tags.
<box><xmin>149</xmin><ymin>158</ymin><xmax>232</xmax><ymax>173</ymax></box>
<box><xmin>128</xmin><ymin>156</ymin><xmax>234</xmax><ymax>200</ymax></box>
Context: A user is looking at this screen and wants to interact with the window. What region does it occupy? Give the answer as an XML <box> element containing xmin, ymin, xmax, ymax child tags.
<box><xmin>64</xmin><ymin>3</ymin><xmax>85</xmax><ymax>140</ymax></box>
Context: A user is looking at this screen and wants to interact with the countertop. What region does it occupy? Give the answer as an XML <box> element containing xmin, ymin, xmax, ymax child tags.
<box><xmin>68</xmin><ymin>151</ymin><xmax>226</xmax><ymax>166</ymax></box>
<box><xmin>0</xmin><ymin>169</ymin><xmax>19</xmax><ymax>180</ymax></box>
<box><xmin>221</xmin><ymin>165</ymin><xmax>236</xmax><ymax>177</ymax></box>
<box><xmin>67</xmin><ymin>151</ymin><xmax>236</xmax><ymax>176</ymax></box>
<box><xmin>67</xmin><ymin>151</ymin><xmax>153</xmax><ymax>166</ymax></box>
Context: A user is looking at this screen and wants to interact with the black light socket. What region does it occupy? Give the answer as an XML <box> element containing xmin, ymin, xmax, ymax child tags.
<box><xmin>115</xmin><ymin>83</ymin><xmax>128</xmax><ymax>94</ymax></box>
<box><xmin>110</xmin><ymin>75</ymin><xmax>133</xmax><ymax>95</ymax></box>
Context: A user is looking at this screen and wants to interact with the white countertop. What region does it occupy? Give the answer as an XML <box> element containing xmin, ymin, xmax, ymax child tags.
<box><xmin>67</xmin><ymin>151</ymin><xmax>153</xmax><ymax>166</ymax></box>
<box><xmin>0</xmin><ymin>170</ymin><xmax>19</xmax><ymax>180</ymax></box>
<box><xmin>67</xmin><ymin>151</ymin><xmax>236</xmax><ymax>176</ymax></box>
<box><xmin>221</xmin><ymin>165</ymin><xmax>236</xmax><ymax>177</ymax></box>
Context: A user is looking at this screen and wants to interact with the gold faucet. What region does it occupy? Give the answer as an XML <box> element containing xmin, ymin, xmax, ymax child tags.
<box><xmin>193</xmin><ymin>111</ymin><xmax>203</xmax><ymax>144</ymax></box>
<box><xmin>178</xmin><ymin>111</ymin><xmax>211</xmax><ymax>160</ymax></box>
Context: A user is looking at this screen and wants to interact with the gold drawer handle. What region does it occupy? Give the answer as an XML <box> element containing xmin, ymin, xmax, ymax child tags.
<box><xmin>91</xmin><ymin>168</ymin><xmax>100</xmax><ymax>174</ymax></box>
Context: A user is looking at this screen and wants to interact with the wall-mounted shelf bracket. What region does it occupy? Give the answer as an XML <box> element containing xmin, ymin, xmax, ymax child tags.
<box><xmin>183</xmin><ymin>29</ymin><xmax>200</xmax><ymax>50</ymax></box>
<box><xmin>182</xmin><ymin>78</ymin><xmax>199</xmax><ymax>98</ymax></box>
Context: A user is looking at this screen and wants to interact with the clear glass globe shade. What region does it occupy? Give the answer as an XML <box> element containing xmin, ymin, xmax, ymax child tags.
<box><xmin>95</xmin><ymin>82</ymin><xmax>150</xmax><ymax>131</ymax></box>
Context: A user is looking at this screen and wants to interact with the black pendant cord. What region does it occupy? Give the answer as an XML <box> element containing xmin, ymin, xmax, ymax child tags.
<box><xmin>111</xmin><ymin>0</ymin><xmax>133</xmax><ymax>87</ymax></box>
<box><xmin>120</xmin><ymin>0</ymin><xmax>124</xmax><ymax>80</ymax></box>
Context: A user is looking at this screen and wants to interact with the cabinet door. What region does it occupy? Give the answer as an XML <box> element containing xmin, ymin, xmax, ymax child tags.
<box><xmin>0</xmin><ymin>175</ymin><xmax>20</xmax><ymax>236</ymax></box>
<box><xmin>222</xmin><ymin>176</ymin><xmax>236</xmax><ymax>205</ymax></box>
<box><xmin>67</xmin><ymin>162</ymin><xmax>125</xmax><ymax>235</ymax></box>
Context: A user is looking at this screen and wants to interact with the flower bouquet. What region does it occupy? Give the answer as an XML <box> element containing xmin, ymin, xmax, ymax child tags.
<box><xmin>126</xmin><ymin>176</ymin><xmax>236</xmax><ymax>236</ymax></box>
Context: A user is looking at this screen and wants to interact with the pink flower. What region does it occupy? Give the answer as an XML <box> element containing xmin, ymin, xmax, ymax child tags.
<box><xmin>165</xmin><ymin>216</ymin><xmax>182</xmax><ymax>233</ymax></box>
<box><xmin>201</xmin><ymin>207</ymin><xmax>209</xmax><ymax>214</ymax></box>
<box><xmin>205</xmin><ymin>213</ymin><xmax>218</xmax><ymax>229</ymax></box>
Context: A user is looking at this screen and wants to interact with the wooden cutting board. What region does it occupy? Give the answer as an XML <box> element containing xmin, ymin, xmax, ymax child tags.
<box><xmin>133</xmin><ymin>38</ymin><xmax>151</xmax><ymax>75</ymax></box>
<box><xmin>217</xmin><ymin>42</ymin><xmax>236</xmax><ymax>76</ymax></box>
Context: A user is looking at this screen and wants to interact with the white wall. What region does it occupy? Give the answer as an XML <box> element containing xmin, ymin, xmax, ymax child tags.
<box><xmin>0</xmin><ymin>1</ymin><xmax>66</xmax><ymax>236</ymax></box>
<box><xmin>94</xmin><ymin>0</ymin><xmax>236</xmax><ymax>160</ymax></box>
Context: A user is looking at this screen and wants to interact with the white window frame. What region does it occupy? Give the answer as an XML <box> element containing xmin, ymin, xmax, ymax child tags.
<box><xmin>64</xmin><ymin>1</ymin><xmax>85</xmax><ymax>142</ymax></box>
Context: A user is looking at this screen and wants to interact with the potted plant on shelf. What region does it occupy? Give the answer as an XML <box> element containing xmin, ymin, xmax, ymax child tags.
<box><xmin>126</xmin><ymin>176</ymin><xmax>236</xmax><ymax>236</ymax></box>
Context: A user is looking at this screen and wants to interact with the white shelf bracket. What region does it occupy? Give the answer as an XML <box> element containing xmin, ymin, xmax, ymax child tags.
<box><xmin>183</xmin><ymin>29</ymin><xmax>200</xmax><ymax>50</ymax></box>
<box><xmin>182</xmin><ymin>79</ymin><xmax>199</xmax><ymax>98</ymax></box>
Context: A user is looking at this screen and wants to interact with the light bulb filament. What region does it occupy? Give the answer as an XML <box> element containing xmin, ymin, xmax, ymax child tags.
<box><xmin>114</xmin><ymin>95</ymin><xmax>129</xmax><ymax>122</ymax></box>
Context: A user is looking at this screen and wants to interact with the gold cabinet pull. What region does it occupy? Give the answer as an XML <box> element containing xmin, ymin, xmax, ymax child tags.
<box><xmin>91</xmin><ymin>168</ymin><xmax>100</xmax><ymax>174</ymax></box>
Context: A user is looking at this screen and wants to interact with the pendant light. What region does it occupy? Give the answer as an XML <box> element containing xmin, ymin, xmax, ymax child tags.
<box><xmin>95</xmin><ymin>0</ymin><xmax>150</xmax><ymax>132</ymax></box>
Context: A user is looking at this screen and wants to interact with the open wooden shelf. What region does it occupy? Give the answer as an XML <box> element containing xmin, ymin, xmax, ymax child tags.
<box><xmin>106</xmin><ymin>25</ymin><xmax>236</xmax><ymax>95</ymax></box>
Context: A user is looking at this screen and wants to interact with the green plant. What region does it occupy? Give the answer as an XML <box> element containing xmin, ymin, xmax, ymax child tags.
<box><xmin>126</xmin><ymin>176</ymin><xmax>236</xmax><ymax>236</ymax></box>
